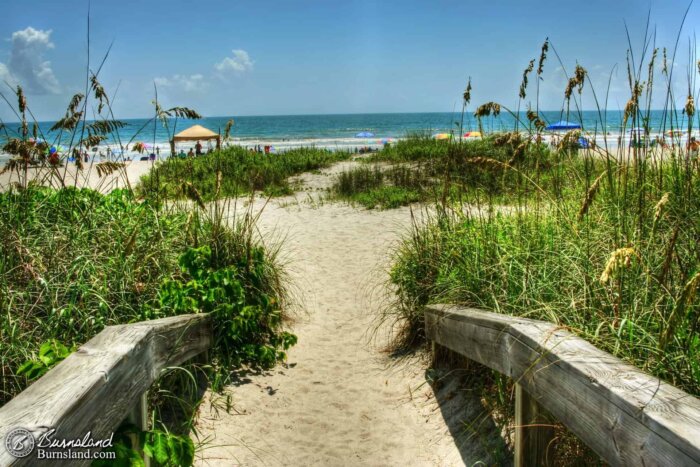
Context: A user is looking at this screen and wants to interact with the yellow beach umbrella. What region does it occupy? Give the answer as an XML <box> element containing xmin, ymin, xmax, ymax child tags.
<box><xmin>463</xmin><ymin>131</ymin><xmax>482</xmax><ymax>138</ymax></box>
<box><xmin>433</xmin><ymin>133</ymin><xmax>452</xmax><ymax>140</ymax></box>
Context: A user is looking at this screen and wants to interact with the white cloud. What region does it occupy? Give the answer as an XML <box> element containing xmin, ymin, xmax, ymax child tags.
<box><xmin>215</xmin><ymin>49</ymin><xmax>253</xmax><ymax>75</ymax></box>
<box><xmin>154</xmin><ymin>74</ymin><xmax>207</xmax><ymax>92</ymax></box>
<box><xmin>0</xmin><ymin>62</ymin><xmax>12</xmax><ymax>84</ymax></box>
<box><xmin>0</xmin><ymin>27</ymin><xmax>60</xmax><ymax>94</ymax></box>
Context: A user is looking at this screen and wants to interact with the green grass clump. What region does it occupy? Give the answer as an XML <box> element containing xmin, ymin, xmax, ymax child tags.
<box><xmin>353</xmin><ymin>186</ymin><xmax>424</xmax><ymax>209</ymax></box>
<box><xmin>332</xmin><ymin>165</ymin><xmax>433</xmax><ymax>209</ymax></box>
<box><xmin>139</xmin><ymin>146</ymin><xmax>352</xmax><ymax>201</ymax></box>
<box><xmin>0</xmin><ymin>187</ymin><xmax>293</xmax><ymax>407</ymax></box>
<box><xmin>332</xmin><ymin>135</ymin><xmax>561</xmax><ymax>209</ymax></box>
<box><xmin>389</xmin><ymin>151</ymin><xmax>700</xmax><ymax>391</ymax></box>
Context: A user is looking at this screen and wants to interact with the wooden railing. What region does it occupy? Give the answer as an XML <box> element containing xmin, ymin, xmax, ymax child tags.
<box><xmin>0</xmin><ymin>313</ymin><xmax>212</xmax><ymax>466</ymax></box>
<box><xmin>425</xmin><ymin>304</ymin><xmax>700</xmax><ymax>467</ymax></box>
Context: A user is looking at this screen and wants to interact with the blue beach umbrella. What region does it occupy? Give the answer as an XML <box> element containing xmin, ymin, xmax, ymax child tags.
<box><xmin>355</xmin><ymin>131</ymin><xmax>375</xmax><ymax>138</ymax></box>
<box><xmin>545</xmin><ymin>121</ymin><xmax>581</xmax><ymax>131</ymax></box>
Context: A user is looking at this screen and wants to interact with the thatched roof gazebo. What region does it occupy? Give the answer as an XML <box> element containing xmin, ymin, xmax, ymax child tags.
<box><xmin>170</xmin><ymin>124</ymin><xmax>220</xmax><ymax>154</ymax></box>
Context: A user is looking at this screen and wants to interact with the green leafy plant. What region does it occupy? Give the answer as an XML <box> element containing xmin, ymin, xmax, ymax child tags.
<box><xmin>154</xmin><ymin>245</ymin><xmax>296</xmax><ymax>372</ymax></box>
<box><xmin>16</xmin><ymin>340</ymin><xmax>72</xmax><ymax>380</ymax></box>
<box><xmin>93</xmin><ymin>424</ymin><xmax>194</xmax><ymax>467</ymax></box>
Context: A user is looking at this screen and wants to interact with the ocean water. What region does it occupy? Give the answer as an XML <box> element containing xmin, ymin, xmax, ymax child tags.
<box><xmin>1</xmin><ymin>110</ymin><xmax>696</xmax><ymax>163</ymax></box>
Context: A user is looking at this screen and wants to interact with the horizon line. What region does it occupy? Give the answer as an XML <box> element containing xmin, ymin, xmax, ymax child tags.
<box><xmin>2</xmin><ymin>109</ymin><xmax>685</xmax><ymax>125</ymax></box>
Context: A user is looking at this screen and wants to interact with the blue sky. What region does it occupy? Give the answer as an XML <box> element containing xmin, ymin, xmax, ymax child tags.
<box><xmin>0</xmin><ymin>0</ymin><xmax>698</xmax><ymax>120</ymax></box>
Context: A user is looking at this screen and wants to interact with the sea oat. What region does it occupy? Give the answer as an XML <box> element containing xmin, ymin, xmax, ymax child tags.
<box><xmin>685</xmin><ymin>94</ymin><xmax>695</xmax><ymax>118</ymax></box>
<box><xmin>600</xmin><ymin>247</ymin><xmax>636</xmax><ymax>284</ymax></box>
<box><xmin>557</xmin><ymin>129</ymin><xmax>582</xmax><ymax>151</ymax></box>
<box><xmin>564</xmin><ymin>65</ymin><xmax>586</xmax><ymax>101</ymax></box>
<box><xmin>507</xmin><ymin>141</ymin><xmax>529</xmax><ymax>166</ymax></box>
<box><xmin>224</xmin><ymin>119</ymin><xmax>235</xmax><ymax>140</ymax></box>
<box><xmin>653</xmin><ymin>192</ymin><xmax>670</xmax><ymax>224</ymax></box>
<box><xmin>623</xmin><ymin>83</ymin><xmax>643</xmax><ymax>127</ymax></box>
<box><xmin>463</xmin><ymin>77</ymin><xmax>472</xmax><ymax>105</ymax></box>
<box><xmin>577</xmin><ymin>170</ymin><xmax>607</xmax><ymax>220</ymax></box>
<box><xmin>474</xmin><ymin>102</ymin><xmax>501</xmax><ymax>118</ymax></box>
<box><xmin>520</xmin><ymin>59</ymin><xmax>535</xmax><ymax>99</ymax></box>
<box><xmin>537</xmin><ymin>38</ymin><xmax>549</xmax><ymax>75</ymax></box>
<box><xmin>95</xmin><ymin>161</ymin><xmax>126</xmax><ymax>178</ymax></box>
<box><xmin>90</xmin><ymin>75</ymin><xmax>109</xmax><ymax>114</ymax></box>
<box><xmin>526</xmin><ymin>109</ymin><xmax>546</xmax><ymax>131</ymax></box>
<box><xmin>181</xmin><ymin>182</ymin><xmax>207</xmax><ymax>210</ymax></box>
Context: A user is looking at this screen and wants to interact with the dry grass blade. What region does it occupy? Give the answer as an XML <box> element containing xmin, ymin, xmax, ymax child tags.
<box><xmin>577</xmin><ymin>170</ymin><xmax>607</xmax><ymax>221</ymax></box>
<box><xmin>80</xmin><ymin>134</ymin><xmax>107</xmax><ymax>149</ymax></box>
<box><xmin>0</xmin><ymin>158</ymin><xmax>20</xmax><ymax>175</ymax></box>
<box><xmin>88</xmin><ymin>120</ymin><xmax>127</xmax><ymax>135</ymax></box>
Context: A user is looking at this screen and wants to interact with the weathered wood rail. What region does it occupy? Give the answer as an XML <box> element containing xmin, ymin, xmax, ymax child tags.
<box><xmin>0</xmin><ymin>313</ymin><xmax>212</xmax><ymax>466</ymax></box>
<box><xmin>425</xmin><ymin>304</ymin><xmax>700</xmax><ymax>467</ymax></box>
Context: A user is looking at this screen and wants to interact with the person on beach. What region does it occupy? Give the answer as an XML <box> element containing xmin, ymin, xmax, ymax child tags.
<box><xmin>187</xmin><ymin>148</ymin><xmax>195</xmax><ymax>158</ymax></box>
<box><xmin>178</xmin><ymin>149</ymin><xmax>186</xmax><ymax>159</ymax></box>
<box><xmin>195</xmin><ymin>140</ymin><xmax>203</xmax><ymax>156</ymax></box>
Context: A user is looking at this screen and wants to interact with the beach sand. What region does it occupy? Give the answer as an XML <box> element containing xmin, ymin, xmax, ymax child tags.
<box><xmin>0</xmin><ymin>160</ymin><xmax>155</xmax><ymax>192</ymax></box>
<box><xmin>193</xmin><ymin>161</ymin><xmax>503</xmax><ymax>466</ymax></box>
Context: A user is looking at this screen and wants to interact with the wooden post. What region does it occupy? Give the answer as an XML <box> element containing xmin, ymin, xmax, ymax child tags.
<box><xmin>194</xmin><ymin>349</ymin><xmax>211</xmax><ymax>392</ymax></box>
<box><xmin>515</xmin><ymin>383</ymin><xmax>555</xmax><ymax>467</ymax></box>
<box><xmin>127</xmin><ymin>392</ymin><xmax>150</xmax><ymax>467</ymax></box>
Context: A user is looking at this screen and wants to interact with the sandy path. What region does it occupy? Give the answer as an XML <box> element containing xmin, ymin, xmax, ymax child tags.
<box><xmin>194</xmin><ymin>161</ymin><xmax>496</xmax><ymax>466</ymax></box>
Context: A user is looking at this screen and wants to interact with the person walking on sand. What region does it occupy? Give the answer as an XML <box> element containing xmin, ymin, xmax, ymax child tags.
<box><xmin>187</xmin><ymin>148</ymin><xmax>195</xmax><ymax>158</ymax></box>
<box><xmin>195</xmin><ymin>140</ymin><xmax>203</xmax><ymax>156</ymax></box>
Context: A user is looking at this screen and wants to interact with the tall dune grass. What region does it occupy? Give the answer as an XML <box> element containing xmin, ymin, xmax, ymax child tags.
<box><xmin>385</xmin><ymin>28</ymin><xmax>700</xmax><ymax>462</ymax></box>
